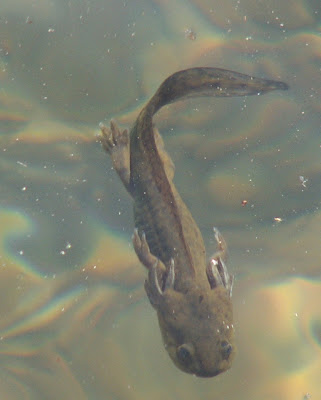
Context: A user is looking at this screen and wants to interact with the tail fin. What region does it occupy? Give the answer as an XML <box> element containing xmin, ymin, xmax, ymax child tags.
<box><xmin>146</xmin><ymin>67</ymin><xmax>288</xmax><ymax>115</ymax></box>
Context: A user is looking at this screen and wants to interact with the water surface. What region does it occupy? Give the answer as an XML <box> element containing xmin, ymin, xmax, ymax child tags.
<box><xmin>0</xmin><ymin>0</ymin><xmax>320</xmax><ymax>399</ymax></box>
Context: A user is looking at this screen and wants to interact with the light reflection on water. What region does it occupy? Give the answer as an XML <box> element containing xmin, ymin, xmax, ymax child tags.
<box><xmin>0</xmin><ymin>0</ymin><xmax>320</xmax><ymax>398</ymax></box>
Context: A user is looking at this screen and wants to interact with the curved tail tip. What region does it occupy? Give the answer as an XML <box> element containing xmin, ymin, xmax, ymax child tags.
<box><xmin>276</xmin><ymin>81</ymin><xmax>289</xmax><ymax>91</ymax></box>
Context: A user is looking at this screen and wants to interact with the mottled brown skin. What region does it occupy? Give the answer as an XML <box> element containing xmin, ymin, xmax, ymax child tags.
<box><xmin>99</xmin><ymin>67</ymin><xmax>288</xmax><ymax>377</ymax></box>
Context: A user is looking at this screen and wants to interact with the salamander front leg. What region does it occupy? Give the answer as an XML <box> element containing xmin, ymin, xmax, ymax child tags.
<box><xmin>132</xmin><ymin>228</ymin><xmax>175</xmax><ymax>307</ymax></box>
<box><xmin>132</xmin><ymin>228</ymin><xmax>159</xmax><ymax>271</ymax></box>
<box><xmin>206</xmin><ymin>227</ymin><xmax>233</xmax><ymax>297</ymax></box>
<box><xmin>99</xmin><ymin>120</ymin><xmax>131</xmax><ymax>194</ymax></box>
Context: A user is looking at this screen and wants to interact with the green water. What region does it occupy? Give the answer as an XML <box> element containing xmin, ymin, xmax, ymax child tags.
<box><xmin>0</xmin><ymin>0</ymin><xmax>320</xmax><ymax>399</ymax></box>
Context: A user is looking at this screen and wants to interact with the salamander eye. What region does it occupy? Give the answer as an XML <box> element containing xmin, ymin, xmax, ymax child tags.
<box><xmin>176</xmin><ymin>343</ymin><xmax>194</xmax><ymax>365</ymax></box>
<box><xmin>221</xmin><ymin>340</ymin><xmax>232</xmax><ymax>360</ymax></box>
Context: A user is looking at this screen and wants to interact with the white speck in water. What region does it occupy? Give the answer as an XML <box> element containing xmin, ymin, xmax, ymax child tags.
<box><xmin>299</xmin><ymin>175</ymin><xmax>308</xmax><ymax>187</ymax></box>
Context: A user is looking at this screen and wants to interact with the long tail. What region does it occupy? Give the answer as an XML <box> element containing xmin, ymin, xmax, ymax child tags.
<box><xmin>145</xmin><ymin>67</ymin><xmax>288</xmax><ymax>116</ymax></box>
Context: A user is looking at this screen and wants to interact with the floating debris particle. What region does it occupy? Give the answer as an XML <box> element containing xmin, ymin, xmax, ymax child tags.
<box><xmin>17</xmin><ymin>161</ymin><xmax>28</xmax><ymax>167</ymax></box>
<box><xmin>184</xmin><ymin>28</ymin><xmax>196</xmax><ymax>41</ymax></box>
<box><xmin>241</xmin><ymin>199</ymin><xmax>248</xmax><ymax>206</ymax></box>
<box><xmin>299</xmin><ymin>175</ymin><xmax>308</xmax><ymax>187</ymax></box>
<box><xmin>274</xmin><ymin>217</ymin><xmax>283</xmax><ymax>222</ymax></box>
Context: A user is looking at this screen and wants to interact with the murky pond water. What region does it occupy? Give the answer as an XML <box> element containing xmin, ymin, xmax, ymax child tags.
<box><xmin>0</xmin><ymin>0</ymin><xmax>320</xmax><ymax>398</ymax></box>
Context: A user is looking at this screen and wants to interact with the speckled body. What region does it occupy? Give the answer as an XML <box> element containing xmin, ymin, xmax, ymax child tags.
<box><xmin>100</xmin><ymin>67</ymin><xmax>288</xmax><ymax>377</ymax></box>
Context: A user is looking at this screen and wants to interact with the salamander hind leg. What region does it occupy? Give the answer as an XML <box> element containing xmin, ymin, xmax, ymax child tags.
<box><xmin>99</xmin><ymin>120</ymin><xmax>131</xmax><ymax>193</ymax></box>
<box><xmin>206</xmin><ymin>227</ymin><xmax>233</xmax><ymax>297</ymax></box>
